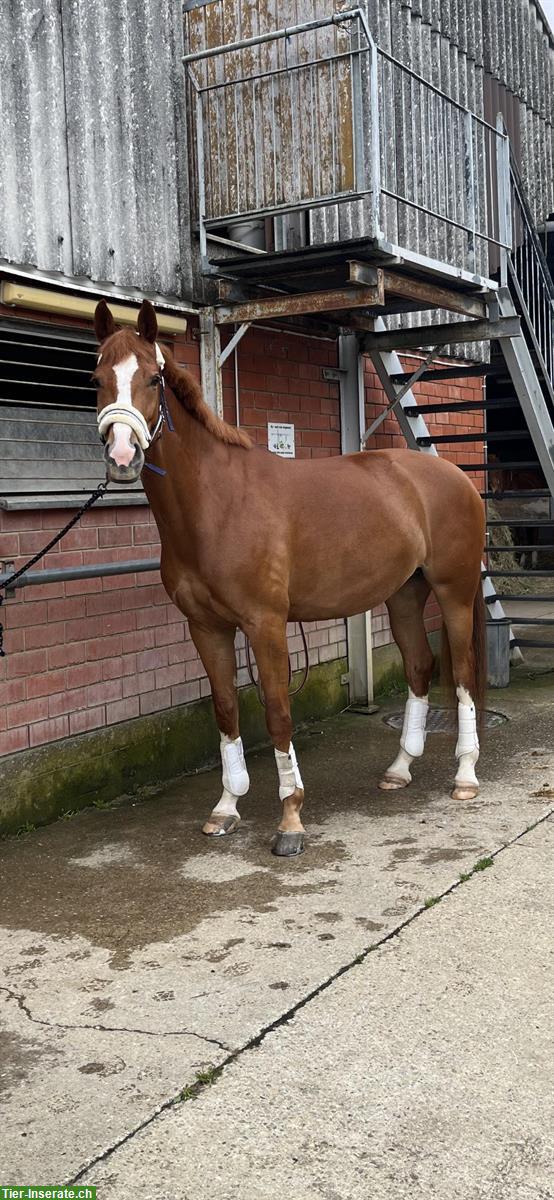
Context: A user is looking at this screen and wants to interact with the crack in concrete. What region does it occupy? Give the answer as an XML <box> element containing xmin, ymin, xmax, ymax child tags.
<box><xmin>58</xmin><ymin>807</ymin><xmax>553</xmax><ymax>1185</ymax></box>
<box><xmin>0</xmin><ymin>987</ymin><xmax>230</xmax><ymax>1051</ymax></box>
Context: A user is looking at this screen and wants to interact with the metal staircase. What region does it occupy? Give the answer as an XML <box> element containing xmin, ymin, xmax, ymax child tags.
<box><xmin>367</xmin><ymin>153</ymin><xmax>554</xmax><ymax>670</ymax></box>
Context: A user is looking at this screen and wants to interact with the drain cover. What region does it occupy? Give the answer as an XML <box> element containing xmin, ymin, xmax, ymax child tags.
<box><xmin>384</xmin><ymin>706</ymin><xmax>508</xmax><ymax>734</ymax></box>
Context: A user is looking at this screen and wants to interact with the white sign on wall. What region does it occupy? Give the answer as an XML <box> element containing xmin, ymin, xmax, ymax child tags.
<box><xmin>268</xmin><ymin>422</ymin><xmax>295</xmax><ymax>458</ymax></box>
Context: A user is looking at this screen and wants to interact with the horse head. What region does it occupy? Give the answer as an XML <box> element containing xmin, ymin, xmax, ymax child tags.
<box><xmin>93</xmin><ymin>299</ymin><xmax>165</xmax><ymax>484</ymax></box>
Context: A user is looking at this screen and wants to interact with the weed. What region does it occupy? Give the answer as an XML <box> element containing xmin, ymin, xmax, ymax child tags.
<box><xmin>459</xmin><ymin>871</ymin><xmax>472</xmax><ymax>883</ymax></box>
<box><xmin>473</xmin><ymin>856</ymin><xmax>494</xmax><ymax>872</ymax></box>
<box><xmin>424</xmin><ymin>896</ymin><xmax>441</xmax><ymax>909</ymax></box>
<box><xmin>195</xmin><ymin>1065</ymin><xmax>218</xmax><ymax>1086</ymax></box>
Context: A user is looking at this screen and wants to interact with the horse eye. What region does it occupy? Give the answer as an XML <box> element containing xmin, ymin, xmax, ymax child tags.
<box><xmin>149</xmin><ymin>374</ymin><xmax>161</xmax><ymax>387</ymax></box>
<box><xmin>90</xmin><ymin>376</ymin><xmax>101</xmax><ymax>388</ymax></box>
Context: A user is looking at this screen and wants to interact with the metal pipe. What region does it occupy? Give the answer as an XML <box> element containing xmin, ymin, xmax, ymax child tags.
<box><xmin>183</xmin><ymin>10</ymin><xmax>368</xmax><ymax>64</ymax></box>
<box><xmin>0</xmin><ymin>558</ymin><xmax>160</xmax><ymax>591</ymax></box>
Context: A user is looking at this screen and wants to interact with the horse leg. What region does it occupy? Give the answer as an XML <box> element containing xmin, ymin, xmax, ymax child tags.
<box><xmin>248</xmin><ymin>617</ymin><xmax>305</xmax><ymax>857</ymax></box>
<box><xmin>432</xmin><ymin>582</ymin><xmax>483</xmax><ymax>802</ymax></box>
<box><xmin>379</xmin><ymin>573</ymin><xmax>434</xmax><ymax>790</ymax></box>
<box><xmin>188</xmin><ymin>621</ymin><xmax>249</xmax><ymax>836</ymax></box>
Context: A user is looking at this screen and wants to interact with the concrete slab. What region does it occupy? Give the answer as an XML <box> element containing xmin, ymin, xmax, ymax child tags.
<box><xmin>80</xmin><ymin>819</ymin><xmax>554</xmax><ymax>1200</ymax></box>
<box><xmin>0</xmin><ymin>682</ymin><xmax>553</xmax><ymax>1183</ymax></box>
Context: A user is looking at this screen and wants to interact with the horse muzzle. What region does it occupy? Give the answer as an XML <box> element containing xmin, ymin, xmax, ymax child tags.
<box><xmin>103</xmin><ymin>439</ymin><xmax>145</xmax><ymax>484</ymax></box>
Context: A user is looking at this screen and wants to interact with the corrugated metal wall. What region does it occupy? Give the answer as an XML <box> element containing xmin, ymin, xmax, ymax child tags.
<box><xmin>0</xmin><ymin>0</ymin><xmax>192</xmax><ymax>300</ymax></box>
<box><xmin>185</xmin><ymin>0</ymin><xmax>554</xmax><ymax>256</ymax></box>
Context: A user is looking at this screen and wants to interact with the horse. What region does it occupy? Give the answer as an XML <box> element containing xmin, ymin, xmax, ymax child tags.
<box><xmin>93</xmin><ymin>298</ymin><xmax>487</xmax><ymax>857</ymax></box>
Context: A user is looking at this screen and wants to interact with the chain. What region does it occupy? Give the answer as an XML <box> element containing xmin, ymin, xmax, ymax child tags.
<box><xmin>0</xmin><ymin>479</ymin><xmax>109</xmax><ymax>657</ymax></box>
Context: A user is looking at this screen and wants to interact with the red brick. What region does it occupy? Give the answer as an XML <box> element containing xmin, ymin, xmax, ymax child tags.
<box><xmin>139</xmin><ymin>688</ymin><xmax>171</xmax><ymax>715</ymax></box>
<box><xmin>120</xmin><ymin>629</ymin><xmax>155</xmax><ymax>654</ymax></box>
<box><xmin>27</xmin><ymin>668</ymin><xmax>67</xmax><ymax>699</ymax></box>
<box><xmin>106</xmin><ymin>696</ymin><xmax>140</xmax><ymax>724</ymax></box>
<box><xmin>47</xmin><ymin>596</ymin><xmax>87</xmax><ymax>622</ymax></box>
<box><xmin>2</xmin><ymin>679</ymin><xmax>26</xmax><ymax>705</ymax></box>
<box><xmin>18</xmin><ymin>530</ymin><xmax>53</xmax><ymax>555</ymax></box>
<box><xmin>102</xmin><ymin>653</ymin><xmax>136</xmax><ymax>680</ymax></box>
<box><xmin>0</xmin><ymin>726</ymin><xmax>30</xmax><ymax>756</ymax></box>
<box><xmin>85</xmin><ymin>592</ymin><xmax>124</xmax><ymax>617</ymax></box>
<box><xmin>49</xmin><ymin>688</ymin><xmax>88</xmax><ymax>718</ymax></box>
<box><xmin>133</xmin><ymin>525</ymin><xmax>160</xmax><ymax>546</ymax></box>
<box><xmin>122</xmin><ymin>670</ymin><xmax>155</xmax><ymax>697</ymax></box>
<box><xmin>64</xmin><ymin>577</ymin><xmax>103</xmax><ymax>597</ymax></box>
<box><xmin>86</xmin><ymin>678</ymin><xmax>123</xmax><ymax>707</ymax></box>
<box><xmin>171</xmin><ymin>681</ymin><xmax>201</xmax><ymax>706</ymax></box>
<box><xmin>59</xmin><ymin>528</ymin><xmax>98</xmax><ymax>552</ymax></box>
<box><xmin>6</xmin><ymin>648</ymin><xmax>48</xmax><ymax>679</ymax></box>
<box><xmin>185</xmin><ymin>659</ymin><xmax>206</xmax><ymax>682</ymax></box>
<box><xmin>3</xmin><ymin>600</ymin><xmax>47</xmax><ymax>629</ymax></box>
<box><xmin>154</xmin><ymin>622</ymin><xmax>186</xmax><ymax>647</ymax></box>
<box><xmin>48</xmin><ymin>641</ymin><xmax>86</xmax><ymax>669</ymax></box>
<box><xmin>29</xmin><ymin>715</ymin><xmax>69</xmax><ymax>747</ymax></box>
<box><xmin>24</xmin><ymin>621</ymin><xmax>65</xmax><ymax>651</ymax></box>
<box><xmin>0</xmin><ymin>532</ymin><xmax>20</xmax><ymax>556</ymax></box>
<box><xmin>155</xmin><ymin>663</ymin><xmax>185</xmax><ymax>689</ymax></box>
<box><xmin>7</xmin><ymin>697</ymin><xmax>49</xmax><ymax>728</ymax></box>
<box><xmin>98</xmin><ymin>525</ymin><xmax>133</xmax><ymax>548</ymax></box>
<box><xmin>69</xmin><ymin>707</ymin><xmax>105</xmax><ymax>736</ymax></box>
<box><xmin>65</xmin><ymin>661</ymin><xmax>103</xmax><ymax>690</ymax></box>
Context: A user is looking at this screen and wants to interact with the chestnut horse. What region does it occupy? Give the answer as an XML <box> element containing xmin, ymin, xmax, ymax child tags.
<box><xmin>93</xmin><ymin>299</ymin><xmax>486</xmax><ymax>856</ymax></box>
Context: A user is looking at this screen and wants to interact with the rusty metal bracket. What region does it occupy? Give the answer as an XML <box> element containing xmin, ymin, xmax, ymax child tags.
<box><xmin>215</xmin><ymin>270</ymin><xmax>385</xmax><ymax>324</ymax></box>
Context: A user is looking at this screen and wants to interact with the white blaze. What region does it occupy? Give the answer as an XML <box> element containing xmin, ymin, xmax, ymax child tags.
<box><xmin>110</xmin><ymin>354</ymin><xmax>139</xmax><ymax>467</ymax></box>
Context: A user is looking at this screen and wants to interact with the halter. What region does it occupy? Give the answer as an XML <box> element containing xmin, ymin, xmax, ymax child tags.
<box><xmin>97</xmin><ymin>343</ymin><xmax>174</xmax><ymax>456</ymax></box>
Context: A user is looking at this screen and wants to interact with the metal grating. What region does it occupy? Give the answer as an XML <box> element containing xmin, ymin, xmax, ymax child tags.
<box><xmin>384</xmin><ymin>707</ymin><xmax>508</xmax><ymax>734</ymax></box>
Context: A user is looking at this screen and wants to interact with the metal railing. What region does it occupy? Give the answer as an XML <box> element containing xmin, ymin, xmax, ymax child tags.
<box><xmin>506</xmin><ymin>155</ymin><xmax>554</xmax><ymax>403</ymax></box>
<box><xmin>184</xmin><ymin>8</ymin><xmax>511</xmax><ymax>282</ymax></box>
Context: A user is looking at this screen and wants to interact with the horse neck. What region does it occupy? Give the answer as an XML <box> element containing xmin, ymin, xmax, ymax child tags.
<box><xmin>141</xmin><ymin>395</ymin><xmax>236</xmax><ymax>543</ymax></box>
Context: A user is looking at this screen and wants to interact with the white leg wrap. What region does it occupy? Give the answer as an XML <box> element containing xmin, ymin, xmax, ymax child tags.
<box><xmin>454</xmin><ymin>687</ymin><xmax>480</xmax><ymax>786</ymax></box>
<box><xmin>385</xmin><ymin>747</ymin><xmax>414</xmax><ymax>784</ymax></box>
<box><xmin>400</xmin><ymin>690</ymin><xmax>429</xmax><ymax>758</ymax></box>
<box><xmin>275</xmin><ymin>743</ymin><xmax>304</xmax><ymax>801</ymax></box>
<box><xmin>220</xmin><ymin>734</ymin><xmax>250</xmax><ymax>797</ymax></box>
<box><xmin>212</xmin><ymin>787</ymin><xmax>240</xmax><ymax>817</ymax></box>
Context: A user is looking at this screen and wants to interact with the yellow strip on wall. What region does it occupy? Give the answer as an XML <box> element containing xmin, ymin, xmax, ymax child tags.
<box><xmin>1</xmin><ymin>281</ymin><xmax>189</xmax><ymax>335</ymax></box>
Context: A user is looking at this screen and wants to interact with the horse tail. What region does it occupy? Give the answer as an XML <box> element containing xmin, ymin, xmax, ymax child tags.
<box><xmin>440</xmin><ymin>582</ymin><xmax>487</xmax><ymax>735</ymax></box>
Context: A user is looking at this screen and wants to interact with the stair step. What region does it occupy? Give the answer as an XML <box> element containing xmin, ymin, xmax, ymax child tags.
<box><xmin>481</xmin><ymin>490</ymin><xmax>550</xmax><ymax>500</ymax></box>
<box><xmin>486</xmin><ymin>518</ymin><xmax>554</xmax><ymax>527</ymax></box>
<box><xmin>483</xmin><ymin>567</ymin><xmax>554</xmax><ymax>576</ymax></box>
<box><xmin>459</xmin><ymin>461</ymin><xmax>540</xmax><ymax>472</ymax></box>
<box><xmin>390</xmin><ymin>364</ymin><xmax>504</xmax><ymax>384</ymax></box>
<box><xmin>488</xmin><ymin>615</ymin><xmax>554</xmax><ymax>624</ymax></box>
<box><xmin>511</xmin><ymin>639</ymin><xmax>554</xmax><ymax>648</ymax></box>
<box><xmin>485</xmin><ymin>544</ymin><xmax>554</xmax><ymax>552</ymax></box>
<box><xmin>404</xmin><ymin>398</ymin><xmax>517</xmax><ymax>417</ymax></box>
<box><xmin>418</xmin><ymin>430</ymin><xmax>531</xmax><ymax>446</ymax></box>
<box><xmin>493</xmin><ymin>599</ymin><xmax>554</xmax><ymax>607</ymax></box>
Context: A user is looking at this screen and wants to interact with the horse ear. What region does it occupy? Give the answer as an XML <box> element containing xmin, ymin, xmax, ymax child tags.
<box><xmin>137</xmin><ymin>299</ymin><xmax>158</xmax><ymax>344</ymax></box>
<box><xmin>94</xmin><ymin>300</ymin><xmax>116</xmax><ymax>343</ymax></box>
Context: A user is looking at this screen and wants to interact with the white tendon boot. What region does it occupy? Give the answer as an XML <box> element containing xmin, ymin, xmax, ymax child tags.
<box><xmin>379</xmin><ymin>689</ymin><xmax>429</xmax><ymax>790</ymax></box>
<box><xmin>273</xmin><ymin>743</ymin><xmax>305</xmax><ymax>857</ymax></box>
<box><xmin>453</xmin><ymin>686</ymin><xmax>480</xmax><ymax>800</ymax></box>
<box><xmin>203</xmin><ymin>734</ymin><xmax>250</xmax><ymax>836</ymax></box>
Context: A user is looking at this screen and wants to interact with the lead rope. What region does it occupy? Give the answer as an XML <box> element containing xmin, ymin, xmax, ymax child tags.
<box><xmin>245</xmin><ymin>622</ymin><xmax>310</xmax><ymax>708</ymax></box>
<box><xmin>0</xmin><ymin>479</ymin><xmax>109</xmax><ymax>657</ymax></box>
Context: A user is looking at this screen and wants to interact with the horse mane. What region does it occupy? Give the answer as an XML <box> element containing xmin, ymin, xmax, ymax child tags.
<box><xmin>96</xmin><ymin>328</ymin><xmax>252</xmax><ymax>450</ymax></box>
<box><xmin>161</xmin><ymin>345</ymin><xmax>253</xmax><ymax>450</ymax></box>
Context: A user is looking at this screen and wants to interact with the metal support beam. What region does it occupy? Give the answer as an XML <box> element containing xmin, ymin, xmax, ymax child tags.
<box><xmin>199</xmin><ymin>307</ymin><xmax>223</xmax><ymax>416</ymax></box>
<box><xmin>216</xmin><ymin>273</ymin><xmax>385</xmax><ymax>324</ymax></box>
<box><xmin>360</xmin><ymin>315</ymin><xmax>521</xmax><ymax>353</ymax></box>
<box><xmin>382</xmin><ymin>270</ymin><xmax>487</xmax><ymax>319</ymax></box>
<box><xmin>339</xmin><ymin>333</ymin><xmax>373</xmax><ymax>704</ymax></box>
<box><xmin>219</xmin><ymin>322</ymin><xmax>251</xmax><ymax>367</ymax></box>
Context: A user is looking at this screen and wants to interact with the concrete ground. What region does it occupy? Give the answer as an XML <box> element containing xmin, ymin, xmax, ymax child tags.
<box><xmin>1</xmin><ymin>668</ymin><xmax>553</xmax><ymax>1197</ymax></box>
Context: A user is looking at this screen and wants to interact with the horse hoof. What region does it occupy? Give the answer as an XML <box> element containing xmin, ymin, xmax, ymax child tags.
<box><xmin>202</xmin><ymin>813</ymin><xmax>240</xmax><ymax>836</ymax></box>
<box><xmin>378</xmin><ymin>773</ymin><xmax>410</xmax><ymax>791</ymax></box>
<box><xmin>451</xmin><ymin>784</ymin><xmax>479</xmax><ymax>802</ymax></box>
<box><xmin>272</xmin><ymin>830</ymin><xmax>305</xmax><ymax>857</ymax></box>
